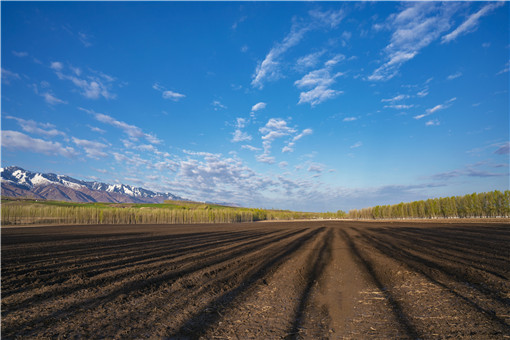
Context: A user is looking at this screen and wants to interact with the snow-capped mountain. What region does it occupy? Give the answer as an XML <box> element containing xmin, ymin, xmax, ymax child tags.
<box><xmin>1</xmin><ymin>166</ymin><xmax>182</xmax><ymax>203</ymax></box>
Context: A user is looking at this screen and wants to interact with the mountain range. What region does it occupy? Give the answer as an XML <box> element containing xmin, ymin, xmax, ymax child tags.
<box><xmin>1</xmin><ymin>166</ymin><xmax>182</xmax><ymax>203</ymax></box>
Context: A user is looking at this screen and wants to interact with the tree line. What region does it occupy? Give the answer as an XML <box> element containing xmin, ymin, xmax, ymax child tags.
<box><xmin>0</xmin><ymin>201</ymin><xmax>345</xmax><ymax>226</ymax></box>
<box><xmin>346</xmin><ymin>190</ymin><xmax>510</xmax><ymax>220</ymax></box>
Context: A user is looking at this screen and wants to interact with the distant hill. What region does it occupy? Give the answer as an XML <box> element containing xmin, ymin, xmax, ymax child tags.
<box><xmin>1</xmin><ymin>166</ymin><xmax>182</xmax><ymax>203</ymax></box>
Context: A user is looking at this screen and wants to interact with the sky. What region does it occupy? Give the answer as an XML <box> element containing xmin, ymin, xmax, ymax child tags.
<box><xmin>1</xmin><ymin>1</ymin><xmax>509</xmax><ymax>212</ymax></box>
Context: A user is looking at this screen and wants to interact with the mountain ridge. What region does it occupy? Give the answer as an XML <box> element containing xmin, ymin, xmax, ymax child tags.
<box><xmin>1</xmin><ymin>166</ymin><xmax>182</xmax><ymax>204</ymax></box>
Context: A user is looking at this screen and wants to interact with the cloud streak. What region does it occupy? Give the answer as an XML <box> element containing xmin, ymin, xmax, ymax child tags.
<box><xmin>369</xmin><ymin>2</ymin><xmax>459</xmax><ymax>81</ymax></box>
<box><xmin>442</xmin><ymin>2</ymin><xmax>504</xmax><ymax>44</ymax></box>
<box><xmin>5</xmin><ymin>116</ymin><xmax>66</xmax><ymax>137</ymax></box>
<box><xmin>81</xmin><ymin>108</ymin><xmax>161</xmax><ymax>144</ymax></box>
<box><xmin>251</xmin><ymin>9</ymin><xmax>344</xmax><ymax>89</ymax></box>
<box><xmin>2</xmin><ymin>130</ymin><xmax>77</xmax><ymax>157</ymax></box>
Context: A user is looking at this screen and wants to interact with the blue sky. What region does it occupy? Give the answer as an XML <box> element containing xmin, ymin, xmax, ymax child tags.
<box><xmin>1</xmin><ymin>2</ymin><xmax>509</xmax><ymax>212</ymax></box>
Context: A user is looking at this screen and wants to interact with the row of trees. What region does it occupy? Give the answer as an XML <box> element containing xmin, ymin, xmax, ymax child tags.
<box><xmin>347</xmin><ymin>190</ymin><xmax>510</xmax><ymax>220</ymax></box>
<box><xmin>1</xmin><ymin>205</ymin><xmax>257</xmax><ymax>225</ymax></box>
<box><xmin>1</xmin><ymin>203</ymin><xmax>345</xmax><ymax>225</ymax></box>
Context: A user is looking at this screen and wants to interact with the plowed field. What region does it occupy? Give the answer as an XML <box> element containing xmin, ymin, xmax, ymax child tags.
<box><xmin>2</xmin><ymin>221</ymin><xmax>509</xmax><ymax>339</ymax></box>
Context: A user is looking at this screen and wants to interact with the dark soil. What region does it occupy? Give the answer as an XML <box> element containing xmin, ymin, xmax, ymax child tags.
<box><xmin>2</xmin><ymin>221</ymin><xmax>509</xmax><ymax>339</ymax></box>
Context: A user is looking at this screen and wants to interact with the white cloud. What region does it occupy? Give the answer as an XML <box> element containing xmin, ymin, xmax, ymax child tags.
<box><xmin>72</xmin><ymin>137</ymin><xmax>108</xmax><ymax>159</ymax></box>
<box><xmin>308</xmin><ymin>163</ymin><xmax>324</xmax><ymax>173</ymax></box>
<box><xmin>294</xmin><ymin>62</ymin><xmax>344</xmax><ymax>106</ymax></box>
<box><xmin>251</xmin><ymin>25</ymin><xmax>309</xmax><ymax>89</ymax></box>
<box><xmin>12</xmin><ymin>51</ymin><xmax>28</xmax><ymax>57</ymax></box>
<box><xmin>417</xmin><ymin>88</ymin><xmax>429</xmax><ymax>97</ymax></box>
<box><xmin>256</xmin><ymin>153</ymin><xmax>276</xmax><ymax>164</ymax></box>
<box><xmin>88</xmin><ymin>125</ymin><xmax>106</xmax><ymax>134</ymax></box>
<box><xmin>241</xmin><ymin>145</ymin><xmax>261</xmax><ymax>152</ymax></box>
<box><xmin>341</xmin><ymin>31</ymin><xmax>352</xmax><ymax>47</ymax></box>
<box><xmin>257</xmin><ymin>118</ymin><xmax>297</xmax><ymax>162</ymax></box>
<box><xmin>294</xmin><ymin>68</ymin><xmax>342</xmax><ymax>88</ymax></box>
<box><xmin>414</xmin><ymin>97</ymin><xmax>456</xmax><ymax>120</ymax></box>
<box><xmin>162</xmin><ymin>90</ymin><xmax>186</xmax><ymax>101</ymax></box>
<box><xmin>1</xmin><ymin>68</ymin><xmax>21</xmax><ymax>84</ymax></box>
<box><xmin>442</xmin><ymin>2</ymin><xmax>504</xmax><ymax>44</ymax></box>
<box><xmin>381</xmin><ymin>94</ymin><xmax>409</xmax><ymax>102</ymax></box>
<box><xmin>308</xmin><ymin>8</ymin><xmax>345</xmax><ymax>29</ymax></box>
<box><xmin>232</xmin><ymin>118</ymin><xmax>252</xmax><ymax>143</ymax></box>
<box><xmin>2</xmin><ymin>130</ymin><xmax>77</xmax><ymax>157</ymax></box>
<box><xmin>293</xmin><ymin>128</ymin><xmax>313</xmax><ymax>142</ymax></box>
<box><xmin>343</xmin><ymin>117</ymin><xmax>357</xmax><ymax>122</ymax></box>
<box><xmin>42</xmin><ymin>92</ymin><xmax>67</xmax><ymax>105</ymax></box>
<box><xmin>298</xmin><ymin>85</ymin><xmax>342</xmax><ymax>106</ymax></box>
<box><xmin>260</xmin><ymin>118</ymin><xmax>296</xmax><ymax>143</ymax></box>
<box><xmin>384</xmin><ymin>104</ymin><xmax>414</xmax><ymax>110</ymax></box>
<box><xmin>153</xmin><ymin>82</ymin><xmax>185</xmax><ymax>101</ymax></box>
<box><xmin>251</xmin><ymin>9</ymin><xmax>344</xmax><ymax>89</ymax></box>
<box><xmin>350</xmin><ymin>141</ymin><xmax>363</xmax><ymax>149</ymax></box>
<box><xmin>281</xmin><ymin>128</ymin><xmax>312</xmax><ymax>153</ymax></box>
<box><xmin>496</xmin><ymin>61</ymin><xmax>509</xmax><ymax>76</ymax></box>
<box><xmin>50</xmin><ymin>61</ymin><xmax>64</xmax><ymax>71</ymax></box>
<box><xmin>324</xmin><ymin>54</ymin><xmax>345</xmax><ymax>67</ymax></box>
<box><xmin>369</xmin><ymin>2</ymin><xmax>459</xmax><ymax>81</ymax></box>
<box><xmin>494</xmin><ymin>142</ymin><xmax>509</xmax><ymax>155</ymax></box>
<box><xmin>425</xmin><ymin>119</ymin><xmax>440</xmax><ymax>126</ymax></box>
<box><xmin>5</xmin><ymin>116</ymin><xmax>66</xmax><ymax>137</ymax></box>
<box><xmin>447</xmin><ymin>72</ymin><xmax>463</xmax><ymax>80</ymax></box>
<box><xmin>296</xmin><ymin>50</ymin><xmax>325</xmax><ymax>70</ymax></box>
<box><xmin>82</xmin><ymin>108</ymin><xmax>161</xmax><ymax>144</ymax></box>
<box><xmin>212</xmin><ymin>100</ymin><xmax>227</xmax><ymax>110</ymax></box>
<box><xmin>78</xmin><ymin>32</ymin><xmax>93</xmax><ymax>47</ymax></box>
<box><xmin>52</xmin><ymin>62</ymin><xmax>116</xmax><ymax>99</ymax></box>
<box><xmin>279</xmin><ymin>161</ymin><xmax>288</xmax><ymax>168</ymax></box>
<box><xmin>232</xmin><ymin>129</ymin><xmax>252</xmax><ymax>143</ymax></box>
<box><xmin>282</xmin><ymin>145</ymin><xmax>294</xmax><ymax>153</ymax></box>
<box><xmin>251</xmin><ymin>102</ymin><xmax>267</xmax><ymax>112</ymax></box>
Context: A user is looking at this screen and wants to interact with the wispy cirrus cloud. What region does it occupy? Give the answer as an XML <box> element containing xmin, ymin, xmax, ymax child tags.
<box><xmin>295</xmin><ymin>50</ymin><xmax>326</xmax><ymax>71</ymax></box>
<box><xmin>251</xmin><ymin>9</ymin><xmax>344</xmax><ymax>89</ymax></box>
<box><xmin>494</xmin><ymin>142</ymin><xmax>509</xmax><ymax>155</ymax></box>
<box><xmin>496</xmin><ymin>61</ymin><xmax>509</xmax><ymax>76</ymax></box>
<box><xmin>153</xmin><ymin>82</ymin><xmax>185</xmax><ymax>101</ymax></box>
<box><xmin>350</xmin><ymin>141</ymin><xmax>363</xmax><ymax>149</ymax></box>
<box><xmin>441</xmin><ymin>2</ymin><xmax>504</xmax><ymax>44</ymax></box>
<box><xmin>12</xmin><ymin>51</ymin><xmax>28</xmax><ymax>57</ymax></box>
<box><xmin>1</xmin><ymin>68</ymin><xmax>21</xmax><ymax>84</ymax></box>
<box><xmin>42</xmin><ymin>92</ymin><xmax>67</xmax><ymax>105</ymax></box>
<box><xmin>447</xmin><ymin>71</ymin><xmax>463</xmax><ymax>80</ymax></box>
<box><xmin>2</xmin><ymin>130</ymin><xmax>77</xmax><ymax>157</ymax></box>
<box><xmin>283</xmin><ymin>128</ymin><xmax>313</xmax><ymax>153</ymax></box>
<box><xmin>384</xmin><ymin>104</ymin><xmax>414</xmax><ymax>110</ymax></box>
<box><xmin>425</xmin><ymin>119</ymin><xmax>440</xmax><ymax>126</ymax></box>
<box><xmin>212</xmin><ymin>100</ymin><xmax>227</xmax><ymax>111</ymax></box>
<box><xmin>414</xmin><ymin>97</ymin><xmax>456</xmax><ymax>120</ymax></box>
<box><xmin>80</xmin><ymin>107</ymin><xmax>161</xmax><ymax>144</ymax></box>
<box><xmin>294</xmin><ymin>63</ymin><xmax>344</xmax><ymax>106</ymax></box>
<box><xmin>72</xmin><ymin>137</ymin><xmax>108</xmax><ymax>159</ymax></box>
<box><xmin>381</xmin><ymin>94</ymin><xmax>409</xmax><ymax>102</ymax></box>
<box><xmin>5</xmin><ymin>116</ymin><xmax>66</xmax><ymax>137</ymax></box>
<box><xmin>431</xmin><ymin>165</ymin><xmax>508</xmax><ymax>180</ymax></box>
<box><xmin>369</xmin><ymin>2</ymin><xmax>460</xmax><ymax>81</ymax></box>
<box><xmin>51</xmin><ymin>61</ymin><xmax>116</xmax><ymax>99</ymax></box>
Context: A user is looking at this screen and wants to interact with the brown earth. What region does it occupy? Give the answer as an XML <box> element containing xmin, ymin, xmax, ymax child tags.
<box><xmin>1</xmin><ymin>220</ymin><xmax>509</xmax><ymax>339</ymax></box>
